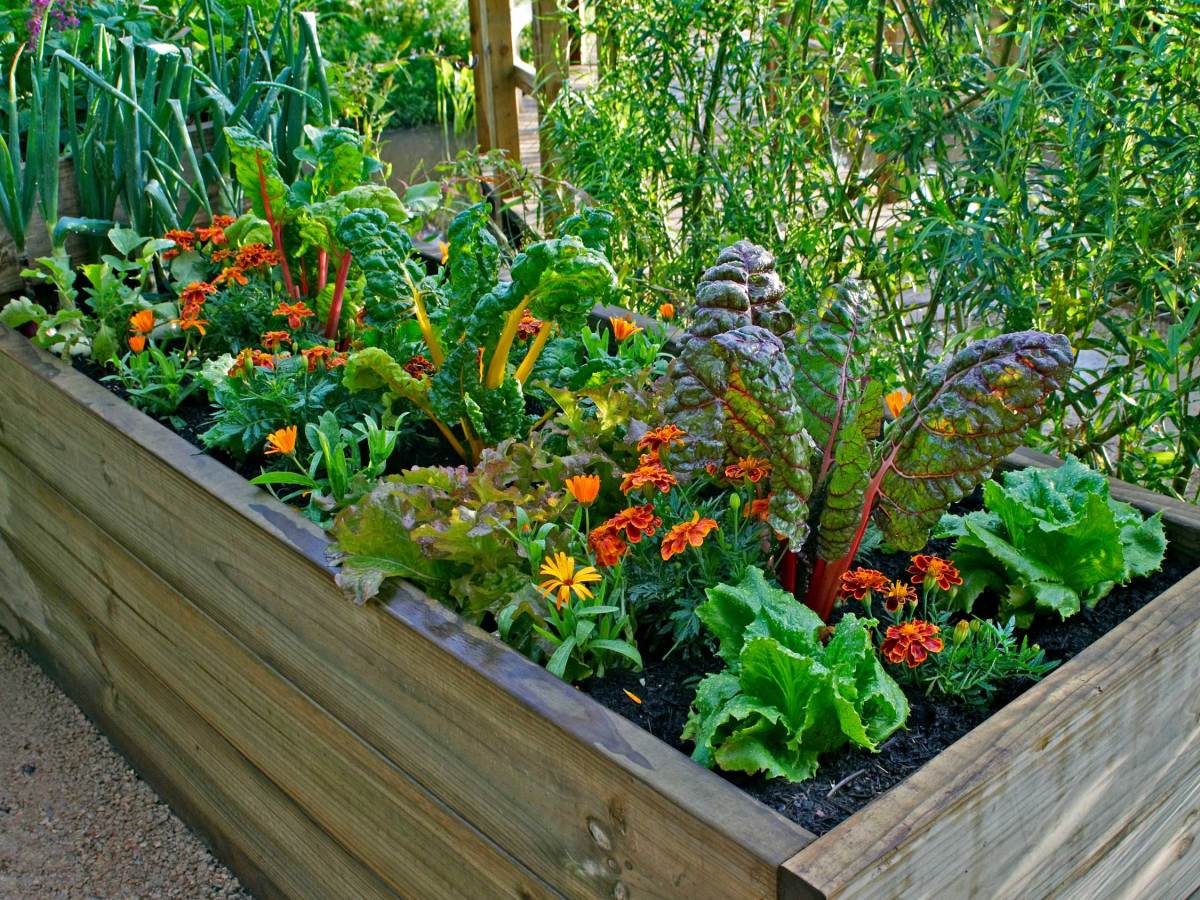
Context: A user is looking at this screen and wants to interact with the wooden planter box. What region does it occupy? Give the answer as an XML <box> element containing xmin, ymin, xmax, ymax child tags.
<box><xmin>1</xmin><ymin>325</ymin><xmax>1198</xmax><ymax>898</ymax></box>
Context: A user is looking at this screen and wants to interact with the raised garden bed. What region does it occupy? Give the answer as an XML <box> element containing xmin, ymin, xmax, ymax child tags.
<box><xmin>1</xmin><ymin>324</ymin><xmax>1199</xmax><ymax>898</ymax></box>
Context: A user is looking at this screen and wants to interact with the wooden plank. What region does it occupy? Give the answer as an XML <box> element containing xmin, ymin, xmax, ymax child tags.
<box><xmin>0</xmin><ymin>443</ymin><xmax>559</xmax><ymax>900</ymax></box>
<box><xmin>0</xmin><ymin>158</ymin><xmax>87</xmax><ymax>294</ymax></box>
<box><xmin>0</xmin><ymin>535</ymin><xmax>395</xmax><ymax>900</ymax></box>
<box><xmin>468</xmin><ymin>0</ymin><xmax>522</xmax><ymax>165</ymax></box>
<box><xmin>0</xmin><ymin>327</ymin><xmax>812</xmax><ymax>898</ymax></box>
<box><xmin>782</xmin><ymin>563</ymin><xmax>1200</xmax><ymax>899</ymax></box>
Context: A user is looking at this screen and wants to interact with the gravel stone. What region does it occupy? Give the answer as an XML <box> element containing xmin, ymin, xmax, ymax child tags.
<box><xmin>0</xmin><ymin>631</ymin><xmax>251</xmax><ymax>898</ymax></box>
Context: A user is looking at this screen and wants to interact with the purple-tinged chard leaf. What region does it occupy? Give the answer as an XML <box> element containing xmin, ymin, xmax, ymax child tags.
<box><xmin>872</xmin><ymin>331</ymin><xmax>1074</xmax><ymax>549</ymax></box>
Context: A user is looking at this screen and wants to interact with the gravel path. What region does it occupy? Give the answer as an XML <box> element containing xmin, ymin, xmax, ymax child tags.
<box><xmin>0</xmin><ymin>631</ymin><xmax>251</xmax><ymax>899</ymax></box>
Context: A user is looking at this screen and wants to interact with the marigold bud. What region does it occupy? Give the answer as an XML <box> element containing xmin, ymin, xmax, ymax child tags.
<box><xmin>729</xmin><ymin>493</ymin><xmax>742</xmax><ymax>513</ymax></box>
<box><xmin>953</xmin><ymin>619</ymin><xmax>970</xmax><ymax>645</ymax></box>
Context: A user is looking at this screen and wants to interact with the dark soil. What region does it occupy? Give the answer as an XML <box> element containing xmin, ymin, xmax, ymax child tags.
<box><xmin>583</xmin><ymin>539</ymin><xmax>1193</xmax><ymax>835</ymax></box>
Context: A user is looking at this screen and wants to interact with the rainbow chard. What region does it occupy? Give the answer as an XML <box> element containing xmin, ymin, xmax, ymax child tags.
<box><xmin>660</xmin><ymin>242</ymin><xmax>1074</xmax><ymax>620</ymax></box>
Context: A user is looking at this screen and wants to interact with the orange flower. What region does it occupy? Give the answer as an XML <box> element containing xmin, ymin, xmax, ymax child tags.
<box><xmin>565</xmin><ymin>474</ymin><xmax>601</xmax><ymax>506</ymax></box>
<box><xmin>881</xmin><ymin>620</ymin><xmax>944</xmax><ymax>668</ymax></box>
<box><xmin>604</xmin><ymin>504</ymin><xmax>662</xmax><ymax>543</ymax></box>
<box><xmin>194</xmin><ymin>225</ymin><xmax>227</xmax><ymax>246</ymax></box>
<box><xmin>660</xmin><ymin>511</ymin><xmax>719</xmax><ymax>561</ymax></box>
<box><xmin>128</xmin><ymin>309</ymin><xmax>155</xmax><ymax>335</ymax></box>
<box><xmin>215</xmin><ymin>265</ymin><xmax>248</xmax><ymax>287</ymax></box>
<box><xmin>538</xmin><ymin>552</ymin><xmax>602</xmax><ymax>611</ymax></box>
<box><xmin>907</xmin><ymin>555</ymin><xmax>964</xmax><ymax>592</ymax></box>
<box><xmin>264</xmin><ymin>425</ymin><xmax>298</xmax><ymax>456</ymax></box>
<box><xmin>211</xmin><ymin>214</ymin><xmax>236</xmax><ymax>229</ymax></box>
<box><xmin>885</xmin><ymin>387</ymin><xmax>912</xmax><ymax>419</ymax></box>
<box><xmin>588</xmin><ymin>525</ymin><xmax>629</xmax><ymax>567</ymax></box>
<box><xmin>403</xmin><ymin>355</ymin><xmax>436</xmax><ymax>380</ymax></box>
<box><xmin>839</xmin><ymin>568</ymin><xmax>890</xmax><ymax>602</ymax></box>
<box><xmin>725</xmin><ymin>455</ymin><xmax>771</xmax><ymax>483</ymax></box>
<box><xmin>211</xmin><ymin>248</ymin><xmax>233</xmax><ymax>263</ymax></box>
<box><xmin>235</xmin><ymin>242</ymin><xmax>282</xmax><ymax>271</ymax></box>
<box><xmin>623</xmin><ymin>689</ymin><xmax>643</xmax><ymax>704</ymax></box>
<box><xmin>228</xmin><ymin>348</ymin><xmax>276</xmax><ymax>376</ymax></box>
<box><xmin>517</xmin><ymin>309</ymin><xmax>543</xmax><ymax>341</ymax></box>
<box><xmin>609</xmin><ymin>315</ymin><xmax>642</xmax><ymax>342</ymax></box>
<box><xmin>744</xmin><ymin>497</ymin><xmax>771</xmax><ymax>522</ymax></box>
<box><xmin>637</xmin><ymin>424</ymin><xmax>687</xmax><ymax>454</ymax></box>
<box><xmin>301</xmin><ymin>344</ymin><xmax>337</xmax><ymax>372</ymax></box>
<box><xmin>179</xmin><ymin>281</ymin><xmax>216</xmax><ymax>312</ymax></box>
<box><xmin>881</xmin><ymin>580</ymin><xmax>917</xmax><ymax>613</ymax></box>
<box><xmin>163</xmin><ymin>229</ymin><xmax>195</xmax><ymax>252</ymax></box>
<box><xmin>658</xmin><ymin>302</ymin><xmax>675</xmax><ymax>320</ymax></box>
<box><xmin>620</xmin><ymin>453</ymin><xmax>677</xmax><ymax>494</ymax></box>
<box><xmin>175</xmin><ymin>314</ymin><xmax>208</xmax><ymax>336</ymax></box>
<box><xmin>261</xmin><ymin>330</ymin><xmax>292</xmax><ymax>350</ymax></box>
<box><xmin>273</xmin><ymin>301</ymin><xmax>315</xmax><ymax>330</ymax></box>
<box><xmin>327</xmin><ymin>352</ymin><xmax>348</xmax><ymax>369</ymax></box>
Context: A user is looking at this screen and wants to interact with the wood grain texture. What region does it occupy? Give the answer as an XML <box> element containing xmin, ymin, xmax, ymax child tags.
<box><xmin>784</xmin><ymin>461</ymin><xmax>1200</xmax><ymax>899</ymax></box>
<box><xmin>0</xmin><ymin>326</ymin><xmax>811</xmax><ymax>898</ymax></box>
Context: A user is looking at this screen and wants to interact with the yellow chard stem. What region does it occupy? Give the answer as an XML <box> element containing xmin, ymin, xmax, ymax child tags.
<box><xmin>484</xmin><ymin>299</ymin><xmax>530</xmax><ymax>389</ymax></box>
<box><xmin>405</xmin><ymin>268</ymin><xmax>444</xmax><ymax>367</ymax></box>
<box><xmin>515</xmin><ymin>324</ymin><xmax>553</xmax><ymax>384</ymax></box>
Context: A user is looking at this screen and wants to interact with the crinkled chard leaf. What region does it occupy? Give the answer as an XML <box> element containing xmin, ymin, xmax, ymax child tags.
<box><xmin>224</xmin><ymin>126</ymin><xmax>288</xmax><ymax>220</ymax></box>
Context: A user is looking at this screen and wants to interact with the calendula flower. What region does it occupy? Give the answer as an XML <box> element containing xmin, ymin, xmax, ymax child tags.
<box><xmin>538</xmin><ymin>552</ymin><xmax>602</xmax><ymax>610</ymax></box>
<box><xmin>438</xmin><ymin>241</ymin><xmax>450</xmax><ymax>265</ymax></box>
<box><xmin>129</xmin><ymin>309</ymin><xmax>155</xmax><ymax>335</ymax></box>
<box><xmin>609</xmin><ymin>315</ymin><xmax>642</xmax><ymax>342</ymax></box>
<box><xmin>839</xmin><ymin>568</ymin><xmax>890</xmax><ymax>602</ymax></box>
<box><xmin>604</xmin><ymin>504</ymin><xmax>662</xmax><ymax>543</ymax></box>
<box><xmin>261</xmin><ymin>330</ymin><xmax>292</xmax><ymax>350</ymax></box>
<box><xmin>588</xmin><ymin>524</ymin><xmax>628</xmax><ymax>567</ymax></box>
<box><xmin>658</xmin><ymin>302</ymin><xmax>675</xmax><ymax>320</ymax></box>
<box><xmin>301</xmin><ymin>344</ymin><xmax>337</xmax><ymax>372</ymax></box>
<box><xmin>908</xmin><ymin>555</ymin><xmax>964</xmax><ymax>592</ymax></box>
<box><xmin>215</xmin><ymin>265</ymin><xmax>248</xmax><ymax>287</ymax></box>
<box><xmin>881</xmin><ymin>620</ymin><xmax>944</xmax><ymax>668</ymax></box>
<box><xmin>881</xmin><ymin>580</ymin><xmax>917</xmax><ymax>613</ymax></box>
<box><xmin>517</xmin><ymin>309</ymin><xmax>543</xmax><ymax>341</ymax></box>
<box><xmin>637</xmin><ymin>424</ymin><xmax>687</xmax><ymax>454</ymax></box>
<box><xmin>744</xmin><ymin>497</ymin><xmax>771</xmax><ymax>522</ymax></box>
<box><xmin>128</xmin><ymin>335</ymin><xmax>146</xmax><ymax>352</ymax></box>
<box><xmin>264</xmin><ymin>425</ymin><xmax>298</xmax><ymax>457</ymax></box>
<box><xmin>885</xmin><ymin>387</ymin><xmax>912</xmax><ymax>418</ymax></box>
<box><xmin>403</xmin><ymin>355</ymin><xmax>436</xmax><ymax>380</ymax></box>
<box><xmin>660</xmin><ymin>511</ymin><xmax>719</xmax><ymax>561</ymax></box>
<box><xmin>725</xmin><ymin>455</ymin><xmax>771</xmax><ymax>483</ymax></box>
<box><xmin>620</xmin><ymin>453</ymin><xmax>677</xmax><ymax>494</ymax></box>
<box><xmin>273</xmin><ymin>301</ymin><xmax>315</xmax><ymax>330</ymax></box>
<box><xmin>565</xmin><ymin>474</ymin><xmax>601</xmax><ymax>505</ymax></box>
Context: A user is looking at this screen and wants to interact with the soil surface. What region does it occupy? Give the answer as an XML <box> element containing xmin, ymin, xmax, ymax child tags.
<box><xmin>584</xmin><ymin>540</ymin><xmax>1193</xmax><ymax>835</ymax></box>
<box><xmin>0</xmin><ymin>632</ymin><xmax>250</xmax><ymax>898</ymax></box>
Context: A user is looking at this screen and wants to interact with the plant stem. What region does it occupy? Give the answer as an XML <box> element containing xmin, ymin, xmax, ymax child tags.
<box><xmin>324</xmin><ymin>250</ymin><xmax>352</xmax><ymax>340</ymax></box>
<box><xmin>255</xmin><ymin>152</ymin><xmax>298</xmax><ymax>300</ymax></box>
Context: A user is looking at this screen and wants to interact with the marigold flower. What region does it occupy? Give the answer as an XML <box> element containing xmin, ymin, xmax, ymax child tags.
<box><xmin>235</xmin><ymin>243</ymin><xmax>281</xmax><ymax>271</ymax></box>
<box><xmin>605</xmin><ymin>504</ymin><xmax>662</xmax><ymax>543</ymax></box>
<box><xmin>228</xmin><ymin>347</ymin><xmax>276</xmax><ymax>376</ymax></box>
<box><xmin>609</xmin><ymin>315</ymin><xmax>642</xmax><ymax>342</ymax></box>
<box><xmin>725</xmin><ymin>455</ymin><xmax>771</xmax><ymax>483</ymax></box>
<box><xmin>881</xmin><ymin>620</ymin><xmax>944</xmax><ymax>668</ymax></box>
<box><xmin>517</xmin><ymin>309</ymin><xmax>543</xmax><ymax>341</ymax></box>
<box><xmin>908</xmin><ymin>554</ymin><xmax>964</xmax><ymax>592</ymax></box>
<box><xmin>261</xmin><ymin>330</ymin><xmax>292</xmax><ymax>350</ymax></box>
<box><xmin>588</xmin><ymin>525</ymin><xmax>628</xmax><ymax>567</ymax></box>
<box><xmin>273</xmin><ymin>301</ymin><xmax>315</xmax><ymax>330</ymax></box>
<box><xmin>211</xmin><ymin>248</ymin><xmax>233</xmax><ymax>263</ymax></box>
<box><xmin>565</xmin><ymin>474</ymin><xmax>601</xmax><ymax>506</ymax></box>
<box><xmin>327</xmin><ymin>352</ymin><xmax>348</xmax><ymax>369</ymax></box>
<box><xmin>660</xmin><ymin>511</ymin><xmax>719</xmax><ymax>561</ymax></box>
<box><xmin>620</xmin><ymin>453</ymin><xmax>677</xmax><ymax>495</ymax></box>
<box><xmin>194</xmin><ymin>225</ymin><xmax>227</xmax><ymax>246</ymax></box>
<box><xmin>175</xmin><ymin>315</ymin><xmax>208</xmax><ymax>336</ymax></box>
<box><xmin>179</xmin><ymin>281</ymin><xmax>216</xmax><ymax>312</ymax></box>
<box><xmin>301</xmin><ymin>344</ymin><xmax>337</xmax><ymax>372</ymax></box>
<box><xmin>538</xmin><ymin>552</ymin><xmax>602</xmax><ymax>610</ymax></box>
<box><xmin>211</xmin><ymin>214</ymin><xmax>236</xmax><ymax>229</ymax></box>
<box><xmin>264</xmin><ymin>425</ymin><xmax>298</xmax><ymax>457</ymax></box>
<box><xmin>128</xmin><ymin>309</ymin><xmax>155</xmax><ymax>335</ymax></box>
<box><xmin>744</xmin><ymin>497</ymin><xmax>771</xmax><ymax>522</ymax></box>
<box><xmin>658</xmin><ymin>302</ymin><xmax>675</xmax><ymax>320</ymax></box>
<box><xmin>403</xmin><ymin>355</ymin><xmax>436</xmax><ymax>380</ymax></box>
<box><xmin>637</xmin><ymin>424</ymin><xmax>686</xmax><ymax>454</ymax></box>
<box><xmin>215</xmin><ymin>265</ymin><xmax>248</xmax><ymax>287</ymax></box>
<box><xmin>163</xmin><ymin>229</ymin><xmax>195</xmax><ymax>252</ymax></box>
<box><xmin>839</xmin><ymin>567</ymin><xmax>889</xmax><ymax>601</ymax></box>
<box><xmin>885</xmin><ymin>387</ymin><xmax>912</xmax><ymax>418</ymax></box>
<box><xmin>882</xmin><ymin>580</ymin><xmax>917</xmax><ymax>613</ymax></box>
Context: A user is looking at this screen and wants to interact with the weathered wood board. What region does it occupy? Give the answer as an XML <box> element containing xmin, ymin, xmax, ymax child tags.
<box><xmin>0</xmin><ymin>325</ymin><xmax>1197</xmax><ymax>899</ymax></box>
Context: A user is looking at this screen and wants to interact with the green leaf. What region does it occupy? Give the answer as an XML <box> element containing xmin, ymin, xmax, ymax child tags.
<box><xmin>225</xmin><ymin>125</ymin><xmax>288</xmax><ymax>221</ymax></box>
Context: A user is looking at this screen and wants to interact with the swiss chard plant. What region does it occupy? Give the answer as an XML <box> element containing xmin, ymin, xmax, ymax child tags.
<box><xmin>682</xmin><ymin>567</ymin><xmax>908</xmax><ymax>781</ymax></box>
<box><xmin>936</xmin><ymin>458</ymin><xmax>1167</xmax><ymax>626</ymax></box>
<box><xmin>340</xmin><ymin>204</ymin><xmax>619</xmax><ymax>463</ymax></box>
<box><xmin>660</xmin><ymin>241</ymin><xmax>1074</xmax><ymax>620</ymax></box>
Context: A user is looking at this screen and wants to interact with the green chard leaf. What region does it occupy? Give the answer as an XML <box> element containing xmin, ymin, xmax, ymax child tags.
<box><xmin>224</xmin><ymin>126</ymin><xmax>288</xmax><ymax>221</ymax></box>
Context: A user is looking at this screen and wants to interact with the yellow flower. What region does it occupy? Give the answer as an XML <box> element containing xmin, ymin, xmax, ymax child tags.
<box><xmin>264</xmin><ymin>425</ymin><xmax>298</xmax><ymax>456</ymax></box>
<box><xmin>565</xmin><ymin>474</ymin><xmax>601</xmax><ymax>505</ymax></box>
<box><xmin>609</xmin><ymin>315</ymin><xmax>642</xmax><ymax>342</ymax></box>
<box><xmin>438</xmin><ymin>240</ymin><xmax>450</xmax><ymax>265</ymax></box>
<box><xmin>538</xmin><ymin>552</ymin><xmax>601</xmax><ymax>610</ymax></box>
<box><xmin>885</xmin><ymin>387</ymin><xmax>912</xmax><ymax>419</ymax></box>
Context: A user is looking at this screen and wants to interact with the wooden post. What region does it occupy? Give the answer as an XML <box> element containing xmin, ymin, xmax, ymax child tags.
<box><xmin>532</xmin><ymin>0</ymin><xmax>567</xmax><ymax>214</ymax></box>
<box><xmin>468</xmin><ymin>0</ymin><xmax>522</xmax><ymax>166</ymax></box>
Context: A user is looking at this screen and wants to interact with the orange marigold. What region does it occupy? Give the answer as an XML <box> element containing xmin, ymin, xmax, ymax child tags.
<box><xmin>128</xmin><ymin>309</ymin><xmax>155</xmax><ymax>335</ymax></box>
<box><xmin>839</xmin><ymin>568</ymin><xmax>890</xmax><ymax>601</ymax></box>
<box><xmin>301</xmin><ymin>344</ymin><xmax>337</xmax><ymax>372</ymax></box>
<box><xmin>228</xmin><ymin>348</ymin><xmax>276</xmax><ymax>376</ymax></box>
<box><xmin>235</xmin><ymin>242</ymin><xmax>282</xmax><ymax>270</ymax></box>
<box><xmin>604</xmin><ymin>504</ymin><xmax>662</xmax><ymax>544</ymax></box>
<box><xmin>175</xmin><ymin>314</ymin><xmax>208</xmax><ymax>336</ymax></box>
<box><xmin>179</xmin><ymin>281</ymin><xmax>217</xmax><ymax>311</ymax></box>
<box><xmin>881</xmin><ymin>620</ymin><xmax>944</xmax><ymax>668</ymax></box>
<box><xmin>261</xmin><ymin>330</ymin><xmax>292</xmax><ymax>350</ymax></box>
<box><xmin>215</xmin><ymin>265</ymin><xmax>248</xmax><ymax>287</ymax></box>
<box><xmin>637</xmin><ymin>424</ymin><xmax>686</xmax><ymax>454</ymax></box>
<box><xmin>619</xmin><ymin>453</ymin><xmax>677</xmax><ymax>495</ymax></box>
<box><xmin>403</xmin><ymin>355</ymin><xmax>436</xmax><ymax>380</ymax></box>
<box><xmin>660</xmin><ymin>511</ymin><xmax>719</xmax><ymax>561</ymax></box>
<box><xmin>194</xmin><ymin>224</ymin><xmax>227</xmax><ymax>246</ymax></box>
<box><xmin>163</xmin><ymin>229</ymin><xmax>195</xmax><ymax>252</ymax></box>
<box><xmin>273</xmin><ymin>301</ymin><xmax>315</xmax><ymax>330</ymax></box>
<box><xmin>907</xmin><ymin>555</ymin><xmax>964</xmax><ymax>592</ymax></box>
<box><xmin>588</xmin><ymin>525</ymin><xmax>629</xmax><ymax>567</ymax></box>
<box><xmin>725</xmin><ymin>455</ymin><xmax>771</xmax><ymax>483</ymax></box>
<box><xmin>211</xmin><ymin>248</ymin><xmax>233</xmax><ymax>263</ymax></box>
<box><xmin>881</xmin><ymin>580</ymin><xmax>917</xmax><ymax>613</ymax></box>
<box><xmin>744</xmin><ymin>497</ymin><xmax>771</xmax><ymax>522</ymax></box>
<box><xmin>517</xmin><ymin>309</ymin><xmax>543</xmax><ymax>341</ymax></box>
<box><xmin>211</xmin><ymin>214</ymin><xmax>236</xmax><ymax>229</ymax></box>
